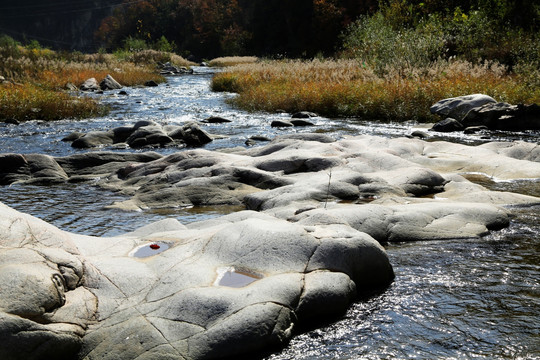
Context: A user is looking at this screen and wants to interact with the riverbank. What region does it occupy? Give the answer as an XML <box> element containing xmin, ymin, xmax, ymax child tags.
<box><xmin>1</xmin><ymin>66</ymin><xmax>539</xmax><ymax>360</ymax></box>
<box><xmin>0</xmin><ymin>41</ymin><xmax>193</xmax><ymax>121</ymax></box>
<box><xmin>211</xmin><ymin>58</ymin><xmax>540</xmax><ymax>121</ymax></box>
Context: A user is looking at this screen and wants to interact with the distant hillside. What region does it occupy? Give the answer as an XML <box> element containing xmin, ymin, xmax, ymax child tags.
<box><xmin>0</xmin><ymin>0</ymin><xmax>125</xmax><ymax>51</ymax></box>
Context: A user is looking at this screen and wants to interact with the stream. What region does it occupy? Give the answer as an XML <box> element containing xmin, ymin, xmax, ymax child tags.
<box><xmin>0</xmin><ymin>67</ymin><xmax>538</xmax><ymax>359</ymax></box>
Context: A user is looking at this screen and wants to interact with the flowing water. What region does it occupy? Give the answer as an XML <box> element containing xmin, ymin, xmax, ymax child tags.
<box><xmin>0</xmin><ymin>67</ymin><xmax>538</xmax><ymax>359</ymax></box>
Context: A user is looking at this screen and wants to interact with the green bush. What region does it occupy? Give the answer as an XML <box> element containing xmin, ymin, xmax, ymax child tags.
<box><xmin>123</xmin><ymin>36</ymin><xmax>149</xmax><ymax>52</ymax></box>
<box><xmin>341</xmin><ymin>13</ymin><xmax>447</xmax><ymax>74</ymax></box>
<box><xmin>154</xmin><ymin>36</ymin><xmax>176</xmax><ymax>53</ymax></box>
<box><xmin>26</xmin><ymin>39</ymin><xmax>42</xmax><ymax>50</ymax></box>
<box><xmin>0</xmin><ymin>34</ymin><xmax>21</xmax><ymax>58</ymax></box>
<box><xmin>341</xmin><ymin>2</ymin><xmax>540</xmax><ymax>73</ymax></box>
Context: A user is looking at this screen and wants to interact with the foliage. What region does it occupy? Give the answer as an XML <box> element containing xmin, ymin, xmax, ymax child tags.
<box><xmin>341</xmin><ymin>13</ymin><xmax>447</xmax><ymax>74</ymax></box>
<box><xmin>113</xmin><ymin>49</ymin><xmax>195</xmax><ymax>68</ymax></box>
<box><xmin>0</xmin><ymin>34</ymin><xmax>21</xmax><ymax>58</ymax></box>
<box><xmin>94</xmin><ymin>0</ymin><xmax>539</xmax><ymax>59</ymax></box>
<box><xmin>95</xmin><ymin>0</ymin><xmax>378</xmax><ymax>58</ymax></box>
<box><xmin>123</xmin><ymin>36</ymin><xmax>149</xmax><ymax>52</ymax></box>
<box><xmin>154</xmin><ymin>36</ymin><xmax>176</xmax><ymax>53</ymax></box>
<box><xmin>342</xmin><ymin>1</ymin><xmax>540</xmax><ymax>74</ymax></box>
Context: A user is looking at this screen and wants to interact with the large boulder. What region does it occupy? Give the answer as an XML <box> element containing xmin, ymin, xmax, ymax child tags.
<box><xmin>79</xmin><ymin>78</ymin><xmax>99</xmax><ymax>92</ymax></box>
<box><xmin>430</xmin><ymin>94</ymin><xmax>496</xmax><ymax>120</ymax></box>
<box><xmin>0</xmin><ymin>153</ymin><xmax>68</xmax><ymax>184</ymax></box>
<box><xmin>99</xmin><ymin>75</ymin><xmax>122</xmax><ymax>91</ymax></box>
<box><xmin>0</xmin><ymin>152</ymin><xmax>162</xmax><ymax>185</ymax></box>
<box><xmin>65</xmin><ymin>121</ymin><xmax>215</xmax><ymax>150</ymax></box>
<box><xmin>168</xmin><ymin>122</ymin><xmax>213</xmax><ymax>146</ymax></box>
<box><xmin>0</xmin><ymin>202</ymin><xmax>394</xmax><ymax>360</ymax></box>
<box><xmin>462</xmin><ymin>102</ymin><xmax>540</xmax><ymax>130</ymax></box>
<box><xmin>55</xmin><ymin>152</ymin><xmax>162</xmax><ymax>178</ymax></box>
<box><xmin>126</xmin><ymin>125</ymin><xmax>173</xmax><ymax>148</ymax></box>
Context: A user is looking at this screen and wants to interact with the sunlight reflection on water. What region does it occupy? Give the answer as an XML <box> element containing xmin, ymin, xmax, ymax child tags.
<box><xmin>0</xmin><ymin>68</ymin><xmax>538</xmax><ymax>359</ymax></box>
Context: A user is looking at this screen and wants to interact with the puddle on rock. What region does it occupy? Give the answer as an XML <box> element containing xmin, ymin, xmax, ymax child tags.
<box><xmin>214</xmin><ymin>266</ymin><xmax>262</xmax><ymax>288</ymax></box>
<box><xmin>130</xmin><ymin>242</ymin><xmax>171</xmax><ymax>258</ymax></box>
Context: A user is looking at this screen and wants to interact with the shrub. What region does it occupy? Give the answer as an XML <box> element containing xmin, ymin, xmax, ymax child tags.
<box><xmin>0</xmin><ymin>34</ymin><xmax>21</xmax><ymax>58</ymax></box>
<box><xmin>154</xmin><ymin>36</ymin><xmax>176</xmax><ymax>53</ymax></box>
<box><xmin>341</xmin><ymin>2</ymin><xmax>540</xmax><ymax>71</ymax></box>
<box><xmin>123</xmin><ymin>36</ymin><xmax>149</xmax><ymax>52</ymax></box>
<box><xmin>341</xmin><ymin>13</ymin><xmax>447</xmax><ymax>74</ymax></box>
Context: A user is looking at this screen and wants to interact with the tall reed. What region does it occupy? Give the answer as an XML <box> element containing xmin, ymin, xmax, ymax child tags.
<box><xmin>208</xmin><ymin>56</ymin><xmax>259</xmax><ymax>67</ymax></box>
<box><xmin>0</xmin><ymin>46</ymin><xmax>172</xmax><ymax>121</ymax></box>
<box><xmin>0</xmin><ymin>83</ymin><xmax>104</xmax><ymax>120</ymax></box>
<box><xmin>212</xmin><ymin>59</ymin><xmax>540</xmax><ymax>121</ymax></box>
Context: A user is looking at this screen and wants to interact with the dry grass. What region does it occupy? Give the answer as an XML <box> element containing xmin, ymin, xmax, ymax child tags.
<box><xmin>0</xmin><ymin>83</ymin><xmax>104</xmax><ymax>120</ymax></box>
<box><xmin>211</xmin><ymin>59</ymin><xmax>540</xmax><ymax>121</ymax></box>
<box><xmin>119</xmin><ymin>49</ymin><xmax>197</xmax><ymax>68</ymax></box>
<box><xmin>208</xmin><ymin>56</ymin><xmax>259</xmax><ymax>67</ymax></box>
<box><xmin>0</xmin><ymin>49</ymin><xmax>168</xmax><ymax>121</ymax></box>
<box><xmin>1</xmin><ymin>53</ymin><xmax>165</xmax><ymax>89</ymax></box>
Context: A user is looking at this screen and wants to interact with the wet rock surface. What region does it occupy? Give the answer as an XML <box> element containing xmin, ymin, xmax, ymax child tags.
<box><xmin>2</xmin><ymin>134</ymin><xmax>539</xmax><ymax>210</ymax></box>
<box><xmin>1</xmin><ymin>134</ymin><xmax>540</xmax><ymax>360</ymax></box>
<box><xmin>0</xmin><ymin>202</ymin><xmax>393</xmax><ymax>360</ymax></box>
<box><xmin>430</xmin><ymin>94</ymin><xmax>540</xmax><ymax>131</ymax></box>
<box><xmin>430</xmin><ymin>94</ymin><xmax>496</xmax><ymax>120</ymax></box>
<box><xmin>99</xmin><ymin>75</ymin><xmax>123</xmax><ymax>91</ymax></box>
<box><xmin>66</xmin><ymin>121</ymin><xmax>214</xmax><ymax>149</ymax></box>
<box><xmin>462</xmin><ymin>102</ymin><xmax>540</xmax><ymax>130</ymax></box>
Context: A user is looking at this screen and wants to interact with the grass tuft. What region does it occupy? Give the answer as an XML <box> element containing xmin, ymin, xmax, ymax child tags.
<box><xmin>208</xmin><ymin>56</ymin><xmax>259</xmax><ymax>67</ymax></box>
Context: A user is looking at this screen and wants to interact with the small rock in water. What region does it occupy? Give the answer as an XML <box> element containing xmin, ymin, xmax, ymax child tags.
<box><xmin>430</xmin><ymin>118</ymin><xmax>464</xmax><ymax>132</ymax></box>
<box><xmin>61</xmin><ymin>132</ymin><xmax>84</xmax><ymax>142</ymax></box>
<box><xmin>271</xmin><ymin>120</ymin><xmax>294</xmax><ymax>127</ymax></box>
<box><xmin>292</xmin><ymin>111</ymin><xmax>318</xmax><ymax>118</ymax></box>
<box><xmin>291</xmin><ymin>119</ymin><xmax>315</xmax><ymax>127</ymax></box>
<box><xmin>250</xmin><ymin>135</ymin><xmax>272</xmax><ymax>142</ymax></box>
<box><xmin>410</xmin><ymin>130</ymin><xmax>429</xmax><ymax>139</ymax></box>
<box><xmin>204</xmin><ymin>116</ymin><xmax>232</xmax><ymax>123</ymax></box>
<box><xmin>144</xmin><ymin>80</ymin><xmax>159</xmax><ymax>87</ymax></box>
<box><xmin>5</xmin><ymin>118</ymin><xmax>20</xmax><ymax>125</ymax></box>
<box><xmin>464</xmin><ymin>126</ymin><xmax>489</xmax><ymax>134</ymax></box>
<box><xmin>99</xmin><ymin>74</ymin><xmax>123</xmax><ymax>91</ymax></box>
<box><xmin>80</xmin><ymin>77</ymin><xmax>99</xmax><ymax>91</ymax></box>
<box><xmin>66</xmin><ymin>82</ymin><xmax>78</xmax><ymax>91</ymax></box>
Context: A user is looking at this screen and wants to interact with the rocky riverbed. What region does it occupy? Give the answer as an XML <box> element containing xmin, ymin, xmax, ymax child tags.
<box><xmin>1</xmin><ymin>69</ymin><xmax>539</xmax><ymax>359</ymax></box>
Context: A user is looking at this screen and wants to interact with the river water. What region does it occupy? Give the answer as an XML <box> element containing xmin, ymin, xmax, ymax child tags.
<box><xmin>1</xmin><ymin>68</ymin><xmax>538</xmax><ymax>359</ymax></box>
